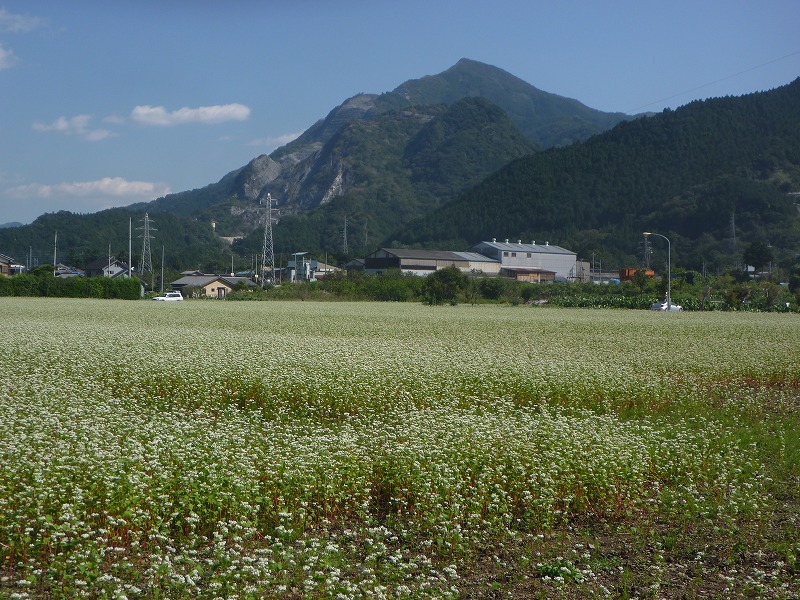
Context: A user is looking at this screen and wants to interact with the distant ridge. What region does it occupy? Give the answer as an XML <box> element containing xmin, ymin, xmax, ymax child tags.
<box><xmin>393</xmin><ymin>58</ymin><xmax>631</xmax><ymax>147</ymax></box>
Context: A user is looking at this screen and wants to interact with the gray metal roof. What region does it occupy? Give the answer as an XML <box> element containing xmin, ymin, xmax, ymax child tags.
<box><xmin>377</xmin><ymin>248</ymin><xmax>460</xmax><ymax>260</ymax></box>
<box><xmin>452</xmin><ymin>251</ymin><xmax>499</xmax><ymax>263</ymax></box>
<box><xmin>473</xmin><ymin>240</ymin><xmax>575</xmax><ymax>255</ymax></box>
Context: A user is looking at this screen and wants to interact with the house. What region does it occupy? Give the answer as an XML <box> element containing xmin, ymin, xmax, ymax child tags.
<box><xmin>84</xmin><ymin>257</ymin><xmax>130</xmax><ymax>278</ymax></box>
<box><xmin>469</xmin><ymin>239</ymin><xmax>578</xmax><ymax>281</ymax></box>
<box><xmin>0</xmin><ymin>253</ymin><xmax>14</xmax><ymax>276</ymax></box>
<box><xmin>170</xmin><ymin>274</ymin><xmax>257</xmax><ymax>298</ymax></box>
<box><xmin>364</xmin><ymin>248</ymin><xmax>500</xmax><ymax>276</ymax></box>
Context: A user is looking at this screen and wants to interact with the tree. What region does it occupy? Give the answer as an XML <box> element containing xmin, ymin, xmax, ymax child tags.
<box><xmin>423</xmin><ymin>266</ymin><xmax>468</xmax><ymax>305</ymax></box>
<box><xmin>742</xmin><ymin>241</ymin><xmax>773</xmax><ymax>275</ymax></box>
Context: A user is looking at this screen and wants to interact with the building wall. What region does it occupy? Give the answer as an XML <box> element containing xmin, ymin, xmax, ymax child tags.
<box><xmin>466</xmin><ymin>261</ymin><xmax>501</xmax><ymax>276</ymax></box>
<box><xmin>202</xmin><ymin>281</ymin><xmax>233</xmax><ymax>298</ymax></box>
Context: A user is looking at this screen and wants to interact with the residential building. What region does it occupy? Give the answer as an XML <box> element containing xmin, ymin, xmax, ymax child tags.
<box><xmin>170</xmin><ymin>274</ymin><xmax>257</xmax><ymax>298</ymax></box>
<box><xmin>0</xmin><ymin>253</ymin><xmax>14</xmax><ymax>276</ymax></box>
<box><xmin>84</xmin><ymin>257</ymin><xmax>130</xmax><ymax>278</ymax></box>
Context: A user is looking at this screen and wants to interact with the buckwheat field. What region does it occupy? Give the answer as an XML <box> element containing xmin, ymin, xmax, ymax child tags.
<box><xmin>1</xmin><ymin>298</ymin><xmax>798</xmax><ymax>598</ymax></box>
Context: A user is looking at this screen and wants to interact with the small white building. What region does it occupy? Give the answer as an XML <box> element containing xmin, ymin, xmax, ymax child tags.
<box><xmin>470</xmin><ymin>239</ymin><xmax>578</xmax><ymax>281</ymax></box>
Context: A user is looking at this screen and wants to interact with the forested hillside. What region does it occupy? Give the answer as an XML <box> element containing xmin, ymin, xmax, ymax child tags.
<box><xmin>232</xmin><ymin>97</ymin><xmax>537</xmax><ymax>257</ymax></box>
<box><xmin>395</xmin><ymin>79</ymin><xmax>800</xmax><ymax>271</ymax></box>
<box><xmin>0</xmin><ymin>209</ymin><xmax>232</xmax><ymax>273</ymax></box>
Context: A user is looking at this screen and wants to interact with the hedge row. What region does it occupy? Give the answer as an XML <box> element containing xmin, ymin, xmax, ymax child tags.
<box><xmin>0</xmin><ymin>275</ymin><xmax>142</xmax><ymax>299</ymax></box>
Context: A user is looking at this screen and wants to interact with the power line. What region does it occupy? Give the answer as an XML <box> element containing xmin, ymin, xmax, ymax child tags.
<box><xmin>629</xmin><ymin>49</ymin><xmax>800</xmax><ymax>113</ymax></box>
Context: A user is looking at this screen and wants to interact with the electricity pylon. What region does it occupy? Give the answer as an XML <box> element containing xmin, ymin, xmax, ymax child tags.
<box><xmin>138</xmin><ymin>213</ymin><xmax>156</xmax><ymax>288</ymax></box>
<box><xmin>260</xmin><ymin>194</ymin><xmax>276</xmax><ymax>287</ymax></box>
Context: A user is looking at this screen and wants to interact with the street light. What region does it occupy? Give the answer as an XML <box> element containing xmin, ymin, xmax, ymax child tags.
<box><xmin>643</xmin><ymin>232</ymin><xmax>671</xmax><ymax>310</ymax></box>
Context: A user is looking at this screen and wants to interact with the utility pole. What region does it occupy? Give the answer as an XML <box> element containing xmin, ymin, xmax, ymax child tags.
<box><xmin>128</xmin><ymin>218</ymin><xmax>132</xmax><ymax>278</ymax></box>
<box><xmin>161</xmin><ymin>245</ymin><xmax>165</xmax><ymax>293</ymax></box>
<box><xmin>342</xmin><ymin>214</ymin><xmax>348</xmax><ymax>255</ymax></box>
<box><xmin>53</xmin><ymin>231</ymin><xmax>57</xmax><ymax>276</ymax></box>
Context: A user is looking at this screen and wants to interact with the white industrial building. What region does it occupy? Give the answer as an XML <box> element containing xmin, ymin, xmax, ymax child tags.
<box><xmin>360</xmin><ymin>239</ymin><xmax>581</xmax><ymax>282</ymax></box>
<box><xmin>469</xmin><ymin>239</ymin><xmax>578</xmax><ymax>282</ymax></box>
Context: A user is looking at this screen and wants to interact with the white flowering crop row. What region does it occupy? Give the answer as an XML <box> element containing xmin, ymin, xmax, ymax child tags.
<box><xmin>1</xmin><ymin>298</ymin><xmax>797</xmax><ymax>598</ymax></box>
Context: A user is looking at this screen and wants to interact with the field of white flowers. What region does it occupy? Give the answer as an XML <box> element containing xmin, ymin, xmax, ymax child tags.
<box><xmin>1</xmin><ymin>298</ymin><xmax>798</xmax><ymax>598</ymax></box>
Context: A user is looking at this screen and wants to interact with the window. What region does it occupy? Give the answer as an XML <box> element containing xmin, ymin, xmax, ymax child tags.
<box><xmin>511</xmin><ymin>252</ymin><xmax>517</xmax><ymax>257</ymax></box>
<box><xmin>503</xmin><ymin>251</ymin><xmax>509</xmax><ymax>257</ymax></box>
<box><xmin>527</xmin><ymin>253</ymin><xmax>532</xmax><ymax>258</ymax></box>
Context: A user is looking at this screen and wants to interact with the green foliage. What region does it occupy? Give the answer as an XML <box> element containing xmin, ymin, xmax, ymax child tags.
<box><xmin>0</xmin><ymin>274</ymin><xmax>141</xmax><ymax>299</ymax></box>
<box><xmin>423</xmin><ymin>265</ymin><xmax>469</xmax><ymax>305</ymax></box>
<box><xmin>743</xmin><ymin>240</ymin><xmax>773</xmax><ymax>272</ymax></box>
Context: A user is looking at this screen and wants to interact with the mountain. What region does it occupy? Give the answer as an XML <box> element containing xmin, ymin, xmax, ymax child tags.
<box><xmin>393</xmin><ymin>79</ymin><xmax>800</xmax><ymax>271</ymax></box>
<box><xmin>230</xmin><ymin>96</ymin><xmax>537</xmax><ymax>256</ymax></box>
<box><xmin>393</xmin><ymin>58</ymin><xmax>632</xmax><ymax>147</ymax></box>
<box><xmin>15</xmin><ymin>60</ymin><xmax>794</xmax><ymax>274</ymax></box>
<box><xmin>133</xmin><ymin>59</ymin><xmax>632</xmax><ymax>243</ymax></box>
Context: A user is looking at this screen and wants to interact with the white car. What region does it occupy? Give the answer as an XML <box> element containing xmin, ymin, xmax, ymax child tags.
<box><xmin>650</xmin><ymin>297</ymin><xmax>682</xmax><ymax>311</ymax></box>
<box><xmin>152</xmin><ymin>292</ymin><xmax>184</xmax><ymax>301</ymax></box>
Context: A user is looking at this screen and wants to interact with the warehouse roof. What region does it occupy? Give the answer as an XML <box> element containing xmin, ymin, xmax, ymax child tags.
<box><xmin>474</xmin><ymin>239</ymin><xmax>575</xmax><ymax>255</ymax></box>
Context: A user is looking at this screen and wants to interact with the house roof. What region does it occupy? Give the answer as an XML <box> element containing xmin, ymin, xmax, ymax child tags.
<box><xmin>84</xmin><ymin>257</ymin><xmax>128</xmax><ymax>271</ymax></box>
<box><xmin>171</xmin><ymin>275</ymin><xmax>256</xmax><ymax>288</ymax></box>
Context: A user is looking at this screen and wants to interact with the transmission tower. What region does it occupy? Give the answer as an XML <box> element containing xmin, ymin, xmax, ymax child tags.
<box><xmin>260</xmin><ymin>194</ymin><xmax>276</xmax><ymax>287</ymax></box>
<box><xmin>138</xmin><ymin>213</ymin><xmax>156</xmax><ymax>288</ymax></box>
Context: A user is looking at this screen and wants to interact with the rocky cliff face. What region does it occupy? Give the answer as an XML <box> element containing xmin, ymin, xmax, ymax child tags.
<box><xmin>229</xmin><ymin>93</ymin><xmax>387</xmax><ymax>215</ymax></box>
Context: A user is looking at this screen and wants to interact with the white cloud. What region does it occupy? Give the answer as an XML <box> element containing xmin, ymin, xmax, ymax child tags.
<box><xmin>8</xmin><ymin>177</ymin><xmax>171</xmax><ymax>200</ymax></box>
<box><xmin>248</xmin><ymin>132</ymin><xmax>302</xmax><ymax>149</ymax></box>
<box><xmin>4</xmin><ymin>177</ymin><xmax>171</xmax><ymax>220</ymax></box>
<box><xmin>32</xmin><ymin>115</ymin><xmax>113</xmax><ymax>141</ymax></box>
<box><xmin>131</xmin><ymin>103</ymin><xmax>251</xmax><ymax>126</ymax></box>
<box><xmin>0</xmin><ymin>8</ymin><xmax>43</xmax><ymax>33</ymax></box>
<box><xmin>0</xmin><ymin>42</ymin><xmax>17</xmax><ymax>69</ymax></box>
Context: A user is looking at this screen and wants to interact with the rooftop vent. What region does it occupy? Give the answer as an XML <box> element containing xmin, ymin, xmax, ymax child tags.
<box><xmin>517</xmin><ymin>240</ymin><xmax>521</xmax><ymax>244</ymax></box>
<box><xmin>532</xmin><ymin>240</ymin><xmax>536</xmax><ymax>245</ymax></box>
<box><xmin>545</xmin><ymin>241</ymin><xmax>550</xmax><ymax>246</ymax></box>
<box><xmin>492</xmin><ymin>238</ymin><xmax>496</xmax><ymax>243</ymax></box>
<box><xmin>505</xmin><ymin>239</ymin><xmax>509</xmax><ymax>244</ymax></box>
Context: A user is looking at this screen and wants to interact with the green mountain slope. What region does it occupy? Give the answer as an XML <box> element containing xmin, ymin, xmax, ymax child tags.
<box><xmin>234</xmin><ymin>97</ymin><xmax>537</xmax><ymax>257</ymax></box>
<box><xmin>394</xmin><ymin>79</ymin><xmax>800</xmax><ymax>271</ymax></box>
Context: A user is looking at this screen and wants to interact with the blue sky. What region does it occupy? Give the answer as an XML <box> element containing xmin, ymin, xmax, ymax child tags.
<box><xmin>1</xmin><ymin>0</ymin><xmax>798</xmax><ymax>225</ymax></box>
